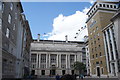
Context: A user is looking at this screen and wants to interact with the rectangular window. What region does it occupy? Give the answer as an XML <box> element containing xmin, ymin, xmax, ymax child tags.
<box><xmin>8</xmin><ymin>14</ymin><xmax>12</xmax><ymax>24</ymax></box>
<box><xmin>13</xmin><ymin>24</ymin><xmax>16</xmax><ymax>30</ymax></box>
<box><xmin>101</xmin><ymin>68</ymin><xmax>104</xmax><ymax>74</ymax></box>
<box><xmin>0</xmin><ymin>18</ymin><xmax>2</xmax><ymax>29</ymax></box>
<box><xmin>0</xmin><ymin>1</ymin><xmax>2</xmax><ymax>11</ymax></box>
<box><xmin>10</xmin><ymin>3</ymin><xmax>13</xmax><ymax>10</ymax></box>
<box><xmin>6</xmin><ymin>28</ymin><xmax>10</xmax><ymax>38</ymax></box>
<box><xmin>2</xmin><ymin>2</ymin><xmax>4</xmax><ymax>13</ymax></box>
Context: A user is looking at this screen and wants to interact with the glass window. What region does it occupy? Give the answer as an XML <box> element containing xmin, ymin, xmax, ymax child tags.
<box><xmin>6</xmin><ymin>28</ymin><xmax>10</xmax><ymax>38</ymax></box>
<box><xmin>15</xmin><ymin>13</ymin><xmax>17</xmax><ymax>19</ymax></box>
<box><xmin>103</xmin><ymin>4</ymin><xmax>105</xmax><ymax>7</ymax></box>
<box><xmin>10</xmin><ymin>3</ymin><xmax>13</xmax><ymax>10</ymax></box>
<box><xmin>99</xmin><ymin>4</ymin><xmax>102</xmax><ymax>7</ymax></box>
<box><xmin>13</xmin><ymin>24</ymin><xmax>16</xmax><ymax>30</ymax></box>
<box><xmin>100</xmin><ymin>52</ymin><xmax>102</xmax><ymax>56</ymax></box>
<box><xmin>101</xmin><ymin>68</ymin><xmax>103</xmax><ymax>74</ymax></box>
<box><xmin>0</xmin><ymin>18</ymin><xmax>1</xmax><ymax>29</ymax></box>
<box><xmin>2</xmin><ymin>2</ymin><xmax>4</xmax><ymax>13</ymax></box>
<box><xmin>8</xmin><ymin>14</ymin><xmax>12</xmax><ymax>24</ymax></box>
<box><xmin>110</xmin><ymin>5</ymin><xmax>113</xmax><ymax>8</ymax></box>
<box><xmin>0</xmin><ymin>1</ymin><xmax>2</xmax><ymax>11</ymax></box>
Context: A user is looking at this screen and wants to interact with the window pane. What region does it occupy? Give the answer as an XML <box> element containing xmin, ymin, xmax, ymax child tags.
<box><xmin>6</xmin><ymin>28</ymin><xmax>9</xmax><ymax>38</ymax></box>
<box><xmin>8</xmin><ymin>14</ymin><xmax>11</xmax><ymax>24</ymax></box>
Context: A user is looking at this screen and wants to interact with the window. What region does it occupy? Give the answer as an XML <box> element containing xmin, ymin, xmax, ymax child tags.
<box><xmin>99</xmin><ymin>4</ymin><xmax>102</xmax><ymax>7</ymax></box>
<box><xmin>100</xmin><ymin>52</ymin><xmax>102</xmax><ymax>56</ymax></box>
<box><xmin>103</xmin><ymin>4</ymin><xmax>105</xmax><ymax>7</ymax></box>
<box><xmin>99</xmin><ymin>45</ymin><xmax>101</xmax><ymax>48</ymax></box>
<box><xmin>2</xmin><ymin>2</ymin><xmax>4</xmax><ymax>13</ymax></box>
<box><xmin>15</xmin><ymin>13</ymin><xmax>17</xmax><ymax>19</ymax></box>
<box><xmin>13</xmin><ymin>24</ymin><xmax>16</xmax><ymax>30</ymax></box>
<box><xmin>97</xmin><ymin>33</ymin><xmax>100</xmax><ymax>36</ymax></box>
<box><xmin>10</xmin><ymin>3</ymin><xmax>13</xmax><ymax>10</ymax></box>
<box><xmin>93</xmin><ymin>55</ymin><xmax>94</xmax><ymax>58</ymax></box>
<box><xmin>0</xmin><ymin>1</ymin><xmax>2</xmax><ymax>11</ymax></box>
<box><xmin>96</xmin><ymin>54</ymin><xmax>98</xmax><ymax>57</ymax></box>
<box><xmin>107</xmin><ymin>5</ymin><xmax>109</xmax><ymax>8</ymax></box>
<box><xmin>114</xmin><ymin>5</ymin><xmax>116</xmax><ymax>8</ymax></box>
<box><xmin>8</xmin><ymin>14</ymin><xmax>12</xmax><ymax>24</ymax></box>
<box><xmin>0</xmin><ymin>18</ymin><xmax>1</xmax><ymax>29</ymax></box>
<box><xmin>98</xmin><ymin>38</ymin><xmax>100</xmax><ymax>41</ymax></box>
<box><xmin>95</xmin><ymin>47</ymin><xmax>97</xmax><ymax>51</ymax></box>
<box><xmin>100</xmin><ymin>61</ymin><xmax>102</xmax><ymax>64</ymax></box>
<box><xmin>6</xmin><ymin>28</ymin><xmax>10</xmax><ymax>38</ymax></box>
<box><xmin>110</xmin><ymin>5</ymin><xmax>113</xmax><ymax>8</ymax></box>
<box><xmin>96</xmin><ymin>27</ymin><xmax>98</xmax><ymax>30</ymax></box>
<box><xmin>96</xmin><ymin>5</ymin><xmax>98</xmax><ymax>8</ymax></box>
<box><xmin>101</xmin><ymin>68</ymin><xmax>104</xmax><ymax>74</ymax></box>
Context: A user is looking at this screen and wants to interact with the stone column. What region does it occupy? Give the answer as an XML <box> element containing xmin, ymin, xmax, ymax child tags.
<box><xmin>59</xmin><ymin>54</ymin><xmax>61</xmax><ymax>68</ymax></box>
<box><xmin>36</xmin><ymin>54</ymin><xmax>38</xmax><ymax>68</ymax></box>
<box><xmin>74</xmin><ymin>54</ymin><xmax>77</xmax><ymax>62</ymax></box>
<box><xmin>105</xmin><ymin>31</ymin><xmax>112</xmax><ymax>61</ymax></box>
<box><xmin>68</xmin><ymin>54</ymin><xmax>70</xmax><ymax>68</ymax></box>
<box><xmin>56</xmin><ymin>54</ymin><xmax>59</xmax><ymax>67</ymax></box>
<box><xmin>39</xmin><ymin>54</ymin><xmax>41</xmax><ymax>68</ymax></box>
<box><xmin>103</xmin><ymin>32</ymin><xmax>110</xmax><ymax>76</ymax></box>
<box><xmin>109</xmin><ymin>27</ymin><xmax>117</xmax><ymax>60</ymax></box>
<box><xmin>46</xmin><ymin>54</ymin><xmax>48</xmax><ymax>68</ymax></box>
<box><xmin>49</xmin><ymin>54</ymin><xmax>51</xmax><ymax>68</ymax></box>
<box><xmin>66</xmin><ymin>54</ymin><xmax>68</xmax><ymax>68</ymax></box>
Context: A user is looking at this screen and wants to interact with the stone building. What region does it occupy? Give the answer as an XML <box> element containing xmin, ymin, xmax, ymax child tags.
<box><xmin>86</xmin><ymin>1</ymin><xmax>119</xmax><ymax>77</ymax></box>
<box><xmin>30</xmin><ymin>35</ymin><xmax>85</xmax><ymax>76</ymax></box>
<box><xmin>102</xmin><ymin>4</ymin><xmax>120</xmax><ymax>77</ymax></box>
<box><xmin>1</xmin><ymin>1</ymin><xmax>32</xmax><ymax>79</ymax></box>
<box><xmin>84</xmin><ymin>36</ymin><xmax>91</xmax><ymax>76</ymax></box>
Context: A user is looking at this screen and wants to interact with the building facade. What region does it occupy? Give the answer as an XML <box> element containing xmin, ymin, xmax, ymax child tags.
<box><xmin>86</xmin><ymin>2</ymin><xmax>118</xmax><ymax>77</ymax></box>
<box><xmin>1</xmin><ymin>2</ymin><xmax>32</xmax><ymax>79</ymax></box>
<box><xmin>102</xmin><ymin>5</ymin><xmax>120</xmax><ymax>77</ymax></box>
<box><xmin>31</xmin><ymin>37</ymin><xmax>85</xmax><ymax>76</ymax></box>
<box><xmin>84</xmin><ymin>36</ymin><xmax>91</xmax><ymax>76</ymax></box>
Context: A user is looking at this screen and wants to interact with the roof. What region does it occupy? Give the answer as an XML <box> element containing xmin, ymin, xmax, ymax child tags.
<box><xmin>33</xmin><ymin>39</ymin><xmax>84</xmax><ymax>44</ymax></box>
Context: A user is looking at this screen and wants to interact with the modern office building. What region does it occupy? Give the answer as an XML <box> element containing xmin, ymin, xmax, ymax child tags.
<box><xmin>86</xmin><ymin>1</ymin><xmax>118</xmax><ymax>77</ymax></box>
<box><xmin>102</xmin><ymin>5</ymin><xmax>120</xmax><ymax>77</ymax></box>
<box><xmin>30</xmin><ymin>35</ymin><xmax>85</xmax><ymax>76</ymax></box>
<box><xmin>1</xmin><ymin>2</ymin><xmax>32</xmax><ymax>79</ymax></box>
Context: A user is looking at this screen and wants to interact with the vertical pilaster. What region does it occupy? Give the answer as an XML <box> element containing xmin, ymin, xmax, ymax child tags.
<box><xmin>56</xmin><ymin>54</ymin><xmax>59</xmax><ymax>67</ymax></box>
<box><xmin>74</xmin><ymin>54</ymin><xmax>77</xmax><ymax>62</ymax></box>
<box><xmin>49</xmin><ymin>54</ymin><xmax>51</xmax><ymax>68</ymax></box>
<box><xmin>39</xmin><ymin>54</ymin><xmax>41</xmax><ymax>68</ymax></box>
<box><xmin>66</xmin><ymin>54</ymin><xmax>68</xmax><ymax>68</ymax></box>
<box><xmin>46</xmin><ymin>54</ymin><xmax>48</xmax><ymax>68</ymax></box>
<box><xmin>105</xmin><ymin>31</ymin><xmax>112</xmax><ymax>61</ymax></box>
<box><xmin>36</xmin><ymin>54</ymin><xmax>38</xmax><ymax>68</ymax></box>
<box><xmin>59</xmin><ymin>54</ymin><xmax>61</xmax><ymax>68</ymax></box>
<box><xmin>109</xmin><ymin>27</ymin><xmax>117</xmax><ymax>60</ymax></box>
<box><xmin>68</xmin><ymin>54</ymin><xmax>70</xmax><ymax>68</ymax></box>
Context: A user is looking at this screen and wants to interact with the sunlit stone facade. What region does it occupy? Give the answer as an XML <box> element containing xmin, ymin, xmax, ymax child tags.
<box><xmin>30</xmin><ymin>39</ymin><xmax>85</xmax><ymax>76</ymax></box>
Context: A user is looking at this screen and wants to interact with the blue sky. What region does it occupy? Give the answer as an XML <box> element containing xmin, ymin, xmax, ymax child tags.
<box><xmin>21</xmin><ymin>2</ymin><xmax>92</xmax><ymax>41</ymax></box>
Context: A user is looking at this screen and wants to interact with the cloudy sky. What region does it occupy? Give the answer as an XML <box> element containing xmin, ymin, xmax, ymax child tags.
<box><xmin>22</xmin><ymin>2</ymin><xmax>92</xmax><ymax>41</ymax></box>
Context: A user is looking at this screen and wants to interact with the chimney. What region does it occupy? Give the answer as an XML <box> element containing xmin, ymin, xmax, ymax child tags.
<box><xmin>37</xmin><ymin>34</ymin><xmax>40</xmax><ymax>42</ymax></box>
<box><xmin>65</xmin><ymin>35</ymin><xmax>68</xmax><ymax>43</ymax></box>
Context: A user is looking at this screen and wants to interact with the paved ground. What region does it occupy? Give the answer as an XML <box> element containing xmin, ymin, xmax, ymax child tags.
<box><xmin>23</xmin><ymin>77</ymin><xmax>119</xmax><ymax>80</ymax></box>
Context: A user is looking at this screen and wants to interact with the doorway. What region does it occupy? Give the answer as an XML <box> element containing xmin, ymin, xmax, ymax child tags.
<box><xmin>62</xmin><ymin>70</ymin><xmax>66</xmax><ymax>75</ymax></box>
<box><xmin>41</xmin><ymin>70</ymin><xmax>45</xmax><ymax>75</ymax></box>
<box><xmin>71</xmin><ymin>70</ymin><xmax>74</xmax><ymax>75</ymax></box>
<box><xmin>50</xmin><ymin>70</ymin><xmax>56</xmax><ymax>75</ymax></box>
<box><xmin>97</xmin><ymin>67</ymin><xmax>100</xmax><ymax>77</ymax></box>
<box><xmin>31</xmin><ymin>70</ymin><xmax>35</xmax><ymax>75</ymax></box>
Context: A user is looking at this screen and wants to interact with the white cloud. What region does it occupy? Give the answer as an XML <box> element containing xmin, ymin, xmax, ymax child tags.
<box><xmin>46</xmin><ymin>7</ymin><xmax>90</xmax><ymax>41</ymax></box>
